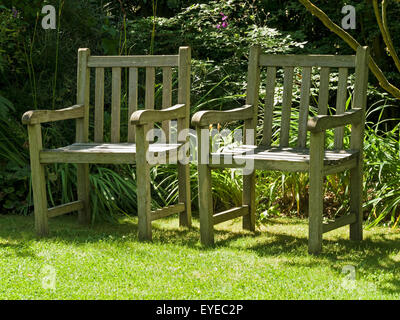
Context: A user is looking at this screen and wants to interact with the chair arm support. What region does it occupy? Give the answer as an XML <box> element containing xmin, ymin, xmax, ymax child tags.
<box><xmin>130</xmin><ymin>104</ymin><xmax>186</xmax><ymax>126</ymax></box>
<box><xmin>307</xmin><ymin>108</ymin><xmax>363</xmax><ymax>133</ymax></box>
<box><xmin>21</xmin><ymin>104</ymin><xmax>85</xmax><ymax>125</ymax></box>
<box><xmin>191</xmin><ymin>105</ymin><xmax>254</xmax><ymax>127</ymax></box>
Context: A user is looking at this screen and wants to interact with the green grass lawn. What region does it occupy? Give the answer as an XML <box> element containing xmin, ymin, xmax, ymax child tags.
<box><xmin>0</xmin><ymin>214</ymin><xmax>399</xmax><ymax>299</ymax></box>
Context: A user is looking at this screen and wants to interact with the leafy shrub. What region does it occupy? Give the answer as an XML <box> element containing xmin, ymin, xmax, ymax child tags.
<box><xmin>0</xmin><ymin>94</ymin><xmax>31</xmax><ymax>215</ymax></box>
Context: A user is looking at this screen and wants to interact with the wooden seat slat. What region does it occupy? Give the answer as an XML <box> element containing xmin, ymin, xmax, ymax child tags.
<box><xmin>211</xmin><ymin>146</ymin><xmax>358</xmax><ymax>165</ymax></box>
<box><xmin>40</xmin><ymin>143</ymin><xmax>182</xmax><ymax>164</ymax></box>
<box><xmin>42</xmin><ymin>142</ymin><xmax>182</xmax><ymax>153</ymax></box>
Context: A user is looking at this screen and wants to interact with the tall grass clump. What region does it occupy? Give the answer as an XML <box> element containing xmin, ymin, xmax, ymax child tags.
<box><xmin>363</xmin><ymin>99</ymin><xmax>400</xmax><ymax>228</ymax></box>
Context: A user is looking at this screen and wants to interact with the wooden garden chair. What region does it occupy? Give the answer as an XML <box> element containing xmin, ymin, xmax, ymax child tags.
<box><xmin>22</xmin><ymin>47</ymin><xmax>192</xmax><ymax>240</ymax></box>
<box><xmin>192</xmin><ymin>46</ymin><xmax>369</xmax><ymax>254</ymax></box>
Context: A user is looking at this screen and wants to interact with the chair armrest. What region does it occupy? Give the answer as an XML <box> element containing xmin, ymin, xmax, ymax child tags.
<box><xmin>130</xmin><ymin>104</ymin><xmax>185</xmax><ymax>126</ymax></box>
<box><xmin>307</xmin><ymin>108</ymin><xmax>363</xmax><ymax>133</ymax></box>
<box><xmin>191</xmin><ymin>105</ymin><xmax>254</xmax><ymax>127</ymax></box>
<box><xmin>21</xmin><ymin>104</ymin><xmax>85</xmax><ymax>125</ymax></box>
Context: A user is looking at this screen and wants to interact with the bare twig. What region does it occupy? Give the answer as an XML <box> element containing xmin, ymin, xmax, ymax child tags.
<box><xmin>373</xmin><ymin>0</ymin><xmax>400</xmax><ymax>73</ymax></box>
<box><xmin>380</xmin><ymin>0</ymin><xmax>400</xmax><ymax>73</ymax></box>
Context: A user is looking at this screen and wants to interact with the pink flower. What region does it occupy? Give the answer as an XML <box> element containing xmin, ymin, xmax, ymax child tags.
<box><xmin>216</xmin><ymin>12</ymin><xmax>228</xmax><ymax>29</ymax></box>
<box><xmin>12</xmin><ymin>7</ymin><xmax>18</xmax><ymax>18</ymax></box>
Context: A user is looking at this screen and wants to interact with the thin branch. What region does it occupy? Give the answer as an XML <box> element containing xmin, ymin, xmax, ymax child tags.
<box><xmin>298</xmin><ymin>0</ymin><xmax>400</xmax><ymax>100</ymax></box>
<box><xmin>381</xmin><ymin>0</ymin><xmax>400</xmax><ymax>73</ymax></box>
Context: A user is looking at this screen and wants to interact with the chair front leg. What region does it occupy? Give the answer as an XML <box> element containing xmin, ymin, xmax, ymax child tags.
<box><xmin>198</xmin><ymin>164</ymin><xmax>213</xmax><ymax>246</ymax></box>
<box><xmin>308</xmin><ymin>130</ymin><xmax>325</xmax><ymax>254</ymax></box>
<box><xmin>177</xmin><ymin>118</ymin><xmax>192</xmax><ymax>228</ymax></box>
<box><xmin>136</xmin><ymin>124</ymin><xmax>152</xmax><ymax>241</ymax></box>
<box><xmin>28</xmin><ymin>124</ymin><xmax>49</xmax><ymax>236</ymax></box>
<box><xmin>242</xmin><ymin>120</ymin><xmax>256</xmax><ymax>231</ymax></box>
<box><xmin>349</xmin><ymin>158</ymin><xmax>363</xmax><ymax>241</ymax></box>
<box><xmin>197</xmin><ymin>126</ymin><xmax>214</xmax><ymax>246</ymax></box>
<box><xmin>243</xmin><ymin>173</ymin><xmax>256</xmax><ymax>231</ymax></box>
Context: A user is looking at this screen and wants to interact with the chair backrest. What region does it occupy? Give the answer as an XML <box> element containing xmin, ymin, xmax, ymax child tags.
<box><xmin>245</xmin><ymin>46</ymin><xmax>369</xmax><ymax>150</ymax></box>
<box><xmin>75</xmin><ymin>47</ymin><xmax>191</xmax><ymax>144</ymax></box>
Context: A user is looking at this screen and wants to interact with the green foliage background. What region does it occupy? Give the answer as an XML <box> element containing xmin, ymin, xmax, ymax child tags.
<box><xmin>0</xmin><ymin>0</ymin><xmax>399</xmax><ymax>227</ymax></box>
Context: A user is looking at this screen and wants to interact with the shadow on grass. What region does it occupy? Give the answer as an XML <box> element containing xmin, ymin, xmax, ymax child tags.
<box><xmin>0</xmin><ymin>241</ymin><xmax>37</xmax><ymax>259</ymax></box>
<box><xmin>240</xmin><ymin>231</ymin><xmax>400</xmax><ymax>295</ymax></box>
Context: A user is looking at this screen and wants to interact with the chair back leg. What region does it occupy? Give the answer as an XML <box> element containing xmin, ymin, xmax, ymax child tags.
<box><xmin>349</xmin><ymin>164</ymin><xmax>363</xmax><ymax>241</ymax></box>
<box><xmin>308</xmin><ymin>131</ymin><xmax>325</xmax><ymax>254</ymax></box>
<box><xmin>136</xmin><ymin>125</ymin><xmax>152</xmax><ymax>241</ymax></box>
<box><xmin>77</xmin><ymin>164</ymin><xmax>91</xmax><ymax>225</ymax></box>
<box><xmin>242</xmin><ymin>173</ymin><xmax>256</xmax><ymax>231</ymax></box>
<box><xmin>178</xmin><ymin>162</ymin><xmax>192</xmax><ymax>228</ymax></box>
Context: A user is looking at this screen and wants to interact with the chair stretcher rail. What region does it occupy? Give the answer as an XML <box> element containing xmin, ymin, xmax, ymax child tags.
<box><xmin>150</xmin><ymin>203</ymin><xmax>186</xmax><ymax>221</ymax></box>
<box><xmin>48</xmin><ymin>200</ymin><xmax>84</xmax><ymax>218</ymax></box>
<box><xmin>322</xmin><ymin>213</ymin><xmax>357</xmax><ymax>234</ymax></box>
<box><xmin>213</xmin><ymin>206</ymin><xmax>249</xmax><ymax>225</ymax></box>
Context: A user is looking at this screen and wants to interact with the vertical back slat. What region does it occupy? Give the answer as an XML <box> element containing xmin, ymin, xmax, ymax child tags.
<box><xmin>76</xmin><ymin>48</ymin><xmax>90</xmax><ymax>143</ymax></box>
<box><xmin>145</xmin><ymin>67</ymin><xmax>155</xmax><ymax>110</ymax></box>
<box><xmin>318</xmin><ymin>67</ymin><xmax>330</xmax><ymax>115</ymax></box>
<box><xmin>111</xmin><ymin>67</ymin><xmax>121</xmax><ymax>143</ymax></box>
<box><xmin>178</xmin><ymin>47</ymin><xmax>191</xmax><ymax>121</ymax></box>
<box><xmin>297</xmin><ymin>67</ymin><xmax>312</xmax><ymax>148</ymax></box>
<box><xmin>351</xmin><ymin>46</ymin><xmax>369</xmax><ymax>152</ymax></box>
<box><xmin>162</xmin><ymin>67</ymin><xmax>173</xmax><ymax>142</ymax></box>
<box><xmin>244</xmin><ymin>46</ymin><xmax>261</xmax><ymax>144</ymax></box>
<box><xmin>128</xmin><ymin>67</ymin><xmax>138</xmax><ymax>143</ymax></box>
<box><xmin>334</xmin><ymin>67</ymin><xmax>349</xmax><ymax>149</ymax></box>
<box><xmin>262</xmin><ymin>67</ymin><xmax>276</xmax><ymax>146</ymax></box>
<box><xmin>94</xmin><ymin>68</ymin><xmax>104</xmax><ymax>143</ymax></box>
<box><xmin>280</xmin><ymin>67</ymin><xmax>294</xmax><ymax>147</ymax></box>
<box><xmin>145</xmin><ymin>67</ymin><xmax>155</xmax><ymax>141</ymax></box>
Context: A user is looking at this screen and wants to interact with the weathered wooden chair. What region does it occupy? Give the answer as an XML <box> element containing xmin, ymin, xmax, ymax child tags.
<box><xmin>192</xmin><ymin>46</ymin><xmax>369</xmax><ymax>254</ymax></box>
<box><xmin>22</xmin><ymin>47</ymin><xmax>192</xmax><ymax>240</ymax></box>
